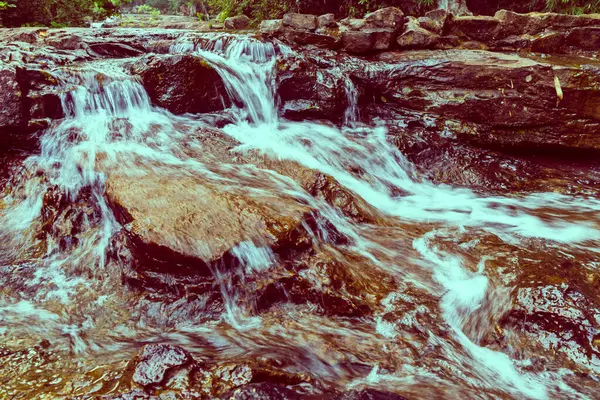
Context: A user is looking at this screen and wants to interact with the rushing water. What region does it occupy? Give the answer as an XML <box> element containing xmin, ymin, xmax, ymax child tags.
<box><xmin>1</xmin><ymin>35</ymin><xmax>600</xmax><ymax>399</ymax></box>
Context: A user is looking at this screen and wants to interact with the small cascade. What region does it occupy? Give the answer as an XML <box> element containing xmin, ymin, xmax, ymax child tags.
<box><xmin>344</xmin><ymin>78</ymin><xmax>360</xmax><ymax>126</ymax></box>
<box><xmin>1</xmin><ymin>31</ymin><xmax>600</xmax><ymax>400</ymax></box>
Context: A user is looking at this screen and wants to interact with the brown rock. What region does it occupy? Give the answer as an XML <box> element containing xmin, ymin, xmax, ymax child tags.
<box><xmin>260</xmin><ymin>19</ymin><xmax>283</xmax><ymax>35</ymax></box>
<box><xmin>418</xmin><ymin>9</ymin><xmax>448</xmax><ymax>35</ymax></box>
<box><xmin>448</xmin><ymin>15</ymin><xmax>502</xmax><ymax>42</ymax></box>
<box><xmin>224</xmin><ymin>15</ymin><xmax>251</xmax><ymax>30</ymax></box>
<box><xmin>566</xmin><ymin>26</ymin><xmax>600</xmax><ymax>52</ymax></box>
<box><xmin>276</xmin><ymin>54</ymin><xmax>348</xmax><ymax>121</ymax></box>
<box><xmin>366</xmin><ymin>28</ymin><xmax>395</xmax><ymax>50</ymax></box>
<box><xmin>364</xmin><ymin>7</ymin><xmax>405</xmax><ymax>32</ymax></box>
<box><xmin>105</xmin><ymin>161</ymin><xmax>311</xmax><ymax>265</ymax></box>
<box><xmin>283</xmin><ymin>13</ymin><xmax>318</xmax><ymax>31</ymax></box>
<box><xmin>342</xmin><ymin>30</ymin><xmax>374</xmax><ymax>54</ymax></box>
<box><xmin>283</xmin><ymin>29</ymin><xmax>340</xmax><ymax>49</ymax></box>
<box><xmin>87</xmin><ymin>42</ymin><xmax>144</xmax><ymax>58</ymax></box>
<box><xmin>531</xmin><ymin>32</ymin><xmax>565</xmax><ymax>54</ymax></box>
<box><xmin>397</xmin><ymin>18</ymin><xmax>439</xmax><ymax>49</ymax></box>
<box><xmin>496</xmin><ymin>10</ymin><xmax>600</xmax><ymax>37</ymax></box>
<box><xmin>318</xmin><ymin>13</ymin><xmax>337</xmax><ymax>28</ymax></box>
<box><xmin>131</xmin><ymin>54</ymin><xmax>229</xmax><ymax>114</ymax></box>
<box><xmin>366</xmin><ymin>49</ymin><xmax>600</xmax><ymax>152</ymax></box>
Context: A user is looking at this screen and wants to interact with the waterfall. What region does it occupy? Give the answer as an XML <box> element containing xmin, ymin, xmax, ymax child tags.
<box><xmin>1</xmin><ymin>33</ymin><xmax>599</xmax><ymax>399</ymax></box>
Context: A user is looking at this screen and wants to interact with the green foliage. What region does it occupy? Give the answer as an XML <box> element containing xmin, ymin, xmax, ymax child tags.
<box><xmin>544</xmin><ymin>0</ymin><xmax>600</xmax><ymax>14</ymax></box>
<box><xmin>0</xmin><ymin>1</ymin><xmax>16</xmax><ymax>10</ymax></box>
<box><xmin>0</xmin><ymin>0</ymin><xmax>132</xmax><ymax>27</ymax></box>
<box><xmin>135</xmin><ymin>3</ymin><xmax>160</xmax><ymax>13</ymax></box>
<box><xmin>205</xmin><ymin>0</ymin><xmax>294</xmax><ymax>21</ymax></box>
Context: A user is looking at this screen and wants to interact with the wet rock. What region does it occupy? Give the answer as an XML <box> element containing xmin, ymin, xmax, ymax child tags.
<box><xmin>104</xmin><ymin>160</ymin><xmax>311</xmax><ymax>268</ymax></box>
<box><xmin>283</xmin><ymin>13</ymin><xmax>318</xmax><ymax>31</ymax></box>
<box><xmin>530</xmin><ymin>32</ymin><xmax>565</xmax><ymax>54</ymax></box>
<box><xmin>318</xmin><ymin>13</ymin><xmax>337</xmax><ymax>29</ymax></box>
<box><xmin>500</xmin><ymin>277</ymin><xmax>600</xmax><ymax>373</ymax></box>
<box><xmin>418</xmin><ymin>9</ymin><xmax>448</xmax><ymax>35</ymax></box>
<box><xmin>131</xmin><ymin>54</ymin><xmax>229</xmax><ymax>114</ymax></box>
<box><xmin>207</xmin><ymin>363</ymin><xmax>310</xmax><ymax>396</ymax></box>
<box><xmin>126</xmin><ymin>344</ymin><xmax>194</xmax><ymax>389</ymax></box>
<box><xmin>363</xmin><ymin>49</ymin><xmax>600</xmax><ymax>152</ymax></box>
<box><xmin>364</xmin><ymin>7</ymin><xmax>405</xmax><ymax>32</ymax></box>
<box><xmin>224</xmin><ymin>15</ymin><xmax>251</xmax><ymax>30</ymax></box>
<box><xmin>87</xmin><ymin>42</ymin><xmax>144</xmax><ymax>58</ymax></box>
<box><xmin>447</xmin><ymin>15</ymin><xmax>502</xmax><ymax>42</ymax></box>
<box><xmin>397</xmin><ymin>18</ymin><xmax>439</xmax><ymax>49</ymax></box>
<box><xmin>220</xmin><ymin>383</ymin><xmax>301</xmax><ymax>400</ymax></box>
<box><xmin>565</xmin><ymin>27</ymin><xmax>600</xmax><ymax>52</ymax></box>
<box><xmin>283</xmin><ymin>30</ymin><xmax>341</xmax><ymax>49</ymax></box>
<box><xmin>260</xmin><ymin>19</ymin><xmax>284</xmax><ymax>36</ymax></box>
<box><xmin>340</xmin><ymin>389</ymin><xmax>409</xmax><ymax>400</ymax></box>
<box><xmin>16</xmin><ymin>67</ymin><xmax>64</xmax><ymax>121</ymax></box>
<box><xmin>44</xmin><ymin>31</ymin><xmax>83</xmax><ymax>50</ymax></box>
<box><xmin>342</xmin><ymin>30</ymin><xmax>375</xmax><ymax>54</ymax></box>
<box><xmin>276</xmin><ymin>54</ymin><xmax>348</xmax><ymax>121</ymax></box>
<box><xmin>0</xmin><ymin>67</ymin><xmax>25</xmax><ymax>133</ymax></box>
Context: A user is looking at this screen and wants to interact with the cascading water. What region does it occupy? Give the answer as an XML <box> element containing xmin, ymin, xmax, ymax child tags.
<box><xmin>1</xmin><ymin>33</ymin><xmax>600</xmax><ymax>399</ymax></box>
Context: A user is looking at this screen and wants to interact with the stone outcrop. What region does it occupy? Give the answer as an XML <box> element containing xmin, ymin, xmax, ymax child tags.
<box><xmin>360</xmin><ymin>50</ymin><xmax>600</xmax><ymax>152</ymax></box>
<box><xmin>131</xmin><ymin>54</ymin><xmax>230</xmax><ymax>114</ymax></box>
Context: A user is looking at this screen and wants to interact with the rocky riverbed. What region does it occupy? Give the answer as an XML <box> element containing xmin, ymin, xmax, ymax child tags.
<box><xmin>1</xmin><ymin>8</ymin><xmax>600</xmax><ymax>400</ymax></box>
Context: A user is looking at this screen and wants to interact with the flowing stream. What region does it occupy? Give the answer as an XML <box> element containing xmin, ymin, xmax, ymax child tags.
<box><xmin>1</xmin><ymin>35</ymin><xmax>600</xmax><ymax>399</ymax></box>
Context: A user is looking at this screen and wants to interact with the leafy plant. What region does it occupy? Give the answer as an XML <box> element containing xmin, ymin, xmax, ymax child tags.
<box><xmin>544</xmin><ymin>0</ymin><xmax>600</xmax><ymax>14</ymax></box>
<box><xmin>136</xmin><ymin>4</ymin><xmax>160</xmax><ymax>13</ymax></box>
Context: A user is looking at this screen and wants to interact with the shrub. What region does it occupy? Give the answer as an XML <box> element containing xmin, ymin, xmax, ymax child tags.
<box><xmin>135</xmin><ymin>3</ymin><xmax>160</xmax><ymax>13</ymax></box>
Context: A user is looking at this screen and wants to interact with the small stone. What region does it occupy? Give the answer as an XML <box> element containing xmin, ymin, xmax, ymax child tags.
<box><xmin>131</xmin><ymin>344</ymin><xmax>192</xmax><ymax>388</ymax></box>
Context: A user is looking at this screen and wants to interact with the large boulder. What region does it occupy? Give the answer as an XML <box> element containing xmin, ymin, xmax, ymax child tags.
<box><xmin>224</xmin><ymin>15</ymin><xmax>251</xmax><ymax>30</ymax></box>
<box><xmin>260</xmin><ymin>19</ymin><xmax>283</xmax><ymax>36</ymax></box>
<box><xmin>16</xmin><ymin>67</ymin><xmax>64</xmax><ymax>121</ymax></box>
<box><xmin>105</xmin><ymin>161</ymin><xmax>311</xmax><ymax>268</ymax></box>
<box><xmin>364</xmin><ymin>7</ymin><xmax>405</xmax><ymax>32</ymax></box>
<box><xmin>131</xmin><ymin>54</ymin><xmax>229</xmax><ymax>114</ymax></box>
<box><xmin>495</xmin><ymin>10</ymin><xmax>600</xmax><ymax>37</ymax></box>
<box><xmin>397</xmin><ymin>17</ymin><xmax>439</xmax><ymax>49</ymax></box>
